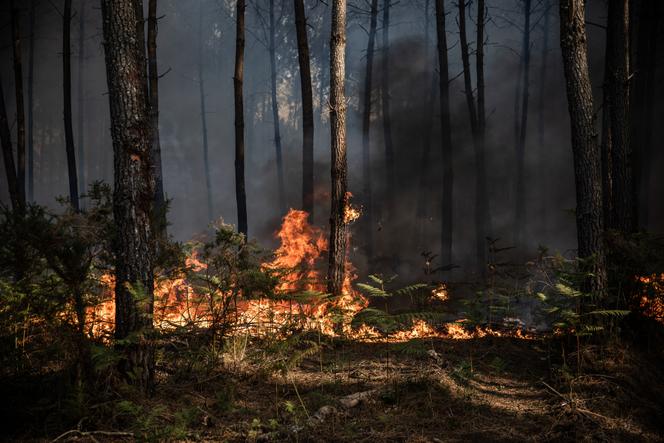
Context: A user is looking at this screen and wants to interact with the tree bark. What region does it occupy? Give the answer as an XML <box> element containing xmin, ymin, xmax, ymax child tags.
<box><xmin>101</xmin><ymin>0</ymin><xmax>156</xmax><ymax>392</ymax></box>
<box><xmin>327</xmin><ymin>0</ymin><xmax>348</xmax><ymax>298</ymax></box>
<box><xmin>199</xmin><ymin>4</ymin><xmax>213</xmax><ymax>223</ymax></box>
<box><xmin>77</xmin><ymin>0</ymin><xmax>85</xmax><ymax>202</ymax></box>
<box><xmin>0</xmin><ymin>77</ymin><xmax>20</xmax><ymax>211</ymax></box>
<box><xmin>234</xmin><ymin>0</ymin><xmax>248</xmax><ymax>237</ymax></box>
<box><xmin>514</xmin><ymin>0</ymin><xmax>532</xmax><ymax>248</ymax></box>
<box><xmin>559</xmin><ymin>0</ymin><xmax>607</xmax><ymax>296</ymax></box>
<box><xmin>269</xmin><ymin>0</ymin><xmax>286</xmax><ymax>215</ymax></box>
<box><xmin>361</xmin><ymin>0</ymin><xmax>378</xmax><ymax>267</ymax></box>
<box><xmin>63</xmin><ymin>0</ymin><xmax>80</xmax><ymax>211</ymax></box>
<box><xmin>537</xmin><ymin>0</ymin><xmax>551</xmax><ymax>232</ymax></box>
<box><xmin>606</xmin><ymin>0</ymin><xmax>633</xmax><ymax>233</ymax></box>
<box><xmin>435</xmin><ymin>0</ymin><xmax>453</xmax><ymax>266</ymax></box>
<box><xmin>381</xmin><ymin>0</ymin><xmax>395</xmax><ymax>218</ymax></box>
<box><xmin>458</xmin><ymin>0</ymin><xmax>487</xmax><ymax>271</ymax></box>
<box><xmin>148</xmin><ymin>0</ymin><xmax>166</xmax><ymax>232</ymax></box>
<box><xmin>11</xmin><ymin>0</ymin><xmax>26</xmax><ymax>208</ymax></box>
<box><xmin>294</xmin><ymin>0</ymin><xmax>315</xmax><ymax>221</ymax></box>
<box><xmin>28</xmin><ymin>0</ymin><xmax>36</xmax><ymax>202</ymax></box>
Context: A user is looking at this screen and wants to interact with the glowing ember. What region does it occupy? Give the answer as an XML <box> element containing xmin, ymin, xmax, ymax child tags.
<box><xmin>343</xmin><ymin>192</ymin><xmax>361</xmax><ymax>224</ymax></box>
<box><xmin>432</xmin><ymin>284</ymin><xmax>448</xmax><ymax>301</ymax></box>
<box><xmin>637</xmin><ymin>273</ymin><xmax>664</xmax><ymax>324</ymax></box>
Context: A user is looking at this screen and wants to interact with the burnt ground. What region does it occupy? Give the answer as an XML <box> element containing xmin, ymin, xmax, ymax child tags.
<box><xmin>2</xmin><ymin>333</ymin><xmax>663</xmax><ymax>442</ymax></box>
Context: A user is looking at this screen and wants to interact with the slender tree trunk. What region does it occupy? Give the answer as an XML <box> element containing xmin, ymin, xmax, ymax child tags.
<box><xmin>435</xmin><ymin>0</ymin><xmax>453</xmax><ymax>266</ymax></box>
<box><xmin>381</xmin><ymin>0</ymin><xmax>395</xmax><ymax>217</ymax></box>
<box><xmin>327</xmin><ymin>0</ymin><xmax>348</xmax><ymax>298</ymax></box>
<box><xmin>606</xmin><ymin>0</ymin><xmax>633</xmax><ymax>233</ymax></box>
<box><xmin>148</xmin><ymin>0</ymin><xmax>166</xmax><ymax>231</ymax></box>
<box><xmin>559</xmin><ymin>0</ymin><xmax>607</xmax><ymax>296</ymax></box>
<box><xmin>63</xmin><ymin>0</ymin><xmax>80</xmax><ymax>211</ymax></box>
<box><xmin>294</xmin><ymin>0</ymin><xmax>315</xmax><ymax>221</ymax></box>
<box><xmin>27</xmin><ymin>0</ymin><xmax>36</xmax><ymax>202</ymax></box>
<box><xmin>101</xmin><ymin>0</ymin><xmax>156</xmax><ymax>392</ymax></box>
<box><xmin>11</xmin><ymin>0</ymin><xmax>26</xmax><ymax>208</ymax></box>
<box><xmin>269</xmin><ymin>0</ymin><xmax>286</xmax><ymax>214</ymax></box>
<box><xmin>600</xmin><ymin>17</ymin><xmax>613</xmax><ymax>228</ymax></box>
<box><xmin>514</xmin><ymin>0</ymin><xmax>532</xmax><ymax>248</ymax></box>
<box><xmin>77</xmin><ymin>0</ymin><xmax>85</xmax><ymax>202</ymax></box>
<box><xmin>458</xmin><ymin>0</ymin><xmax>487</xmax><ymax>271</ymax></box>
<box><xmin>0</xmin><ymin>78</ymin><xmax>20</xmax><ymax>211</ymax></box>
<box><xmin>199</xmin><ymin>4</ymin><xmax>213</xmax><ymax>223</ymax></box>
<box><xmin>361</xmin><ymin>0</ymin><xmax>378</xmax><ymax>267</ymax></box>
<box><xmin>537</xmin><ymin>0</ymin><xmax>551</xmax><ymax>233</ymax></box>
<box><xmin>415</xmin><ymin>0</ymin><xmax>438</xmax><ymax>244</ymax></box>
<box><xmin>234</xmin><ymin>0</ymin><xmax>248</xmax><ymax>237</ymax></box>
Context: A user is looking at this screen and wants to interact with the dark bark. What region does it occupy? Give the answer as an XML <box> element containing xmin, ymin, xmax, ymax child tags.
<box><xmin>361</xmin><ymin>0</ymin><xmax>378</xmax><ymax>266</ymax></box>
<box><xmin>559</xmin><ymin>0</ymin><xmax>607</xmax><ymax>296</ymax></box>
<box><xmin>381</xmin><ymin>0</ymin><xmax>395</xmax><ymax>217</ymax></box>
<box><xmin>435</xmin><ymin>0</ymin><xmax>453</xmax><ymax>266</ymax></box>
<box><xmin>606</xmin><ymin>0</ymin><xmax>633</xmax><ymax>233</ymax></box>
<box><xmin>11</xmin><ymin>0</ymin><xmax>26</xmax><ymax>208</ymax></box>
<box><xmin>0</xmin><ymin>77</ymin><xmax>20</xmax><ymax>211</ymax></box>
<box><xmin>537</xmin><ymin>0</ymin><xmax>551</xmax><ymax>231</ymax></box>
<box><xmin>514</xmin><ymin>0</ymin><xmax>532</xmax><ymax>248</ymax></box>
<box><xmin>600</xmin><ymin>14</ymin><xmax>613</xmax><ymax>228</ymax></box>
<box><xmin>234</xmin><ymin>0</ymin><xmax>248</xmax><ymax>237</ymax></box>
<box><xmin>269</xmin><ymin>0</ymin><xmax>286</xmax><ymax>214</ymax></box>
<box><xmin>327</xmin><ymin>0</ymin><xmax>348</xmax><ymax>298</ymax></box>
<box><xmin>101</xmin><ymin>0</ymin><xmax>156</xmax><ymax>392</ymax></box>
<box><xmin>199</xmin><ymin>4</ymin><xmax>213</xmax><ymax>223</ymax></box>
<box><xmin>294</xmin><ymin>0</ymin><xmax>315</xmax><ymax>221</ymax></box>
<box><xmin>28</xmin><ymin>0</ymin><xmax>36</xmax><ymax>202</ymax></box>
<box><xmin>148</xmin><ymin>0</ymin><xmax>166</xmax><ymax>231</ymax></box>
<box><xmin>458</xmin><ymin>0</ymin><xmax>487</xmax><ymax>271</ymax></box>
<box><xmin>63</xmin><ymin>0</ymin><xmax>80</xmax><ymax>211</ymax></box>
<box><xmin>77</xmin><ymin>0</ymin><xmax>85</xmax><ymax>202</ymax></box>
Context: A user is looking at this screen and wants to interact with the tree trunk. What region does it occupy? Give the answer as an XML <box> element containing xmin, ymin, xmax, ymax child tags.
<box><xmin>148</xmin><ymin>0</ymin><xmax>166</xmax><ymax>232</ymax></box>
<box><xmin>63</xmin><ymin>0</ymin><xmax>80</xmax><ymax>211</ymax></box>
<box><xmin>381</xmin><ymin>0</ymin><xmax>395</xmax><ymax>218</ymax></box>
<box><xmin>606</xmin><ymin>0</ymin><xmax>633</xmax><ymax>233</ymax></box>
<box><xmin>11</xmin><ymin>0</ymin><xmax>26</xmax><ymax>208</ymax></box>
<box><xmin>0</xmin><ymin>78</ymin><xmax>20</xmax><ymax>211</ymax></box>
<box><xmin>458</xmin><ymin>0</ymin><xmax>487</xmax><ymax>271</ymax></box>
<box><xmin>234</xmin><ymin>0</ymin><xmax>248</xmax><ymax>237</ymax></box>
<box><xmin>27</xmin><ymin>0</ymin><xmax>36</xmax><ymax>202</ymax></box>
<box><xmin>269</xmin><ymin>0</ymin><xmax>286</xmax><ymax>215</ymax></box>
<box><xmin>361</xmin><ymin>0</ymin><xmax>378</xmax><ymax>267</ymax></box>
<box><xmin>514</xmin><ymin>0</ymin><xmax>532</xmax><ymax>248</ymax></box>
<box><xmin>435</xmin><ymin>0</ymin><xmax>453</xmax><ymax>266</ymax></box>
<box><xmin>559</xmin><ymin>0</ymin><xmax>607</xmax><ymax>297</ymax></box>
<box><xmin>600</xmin><ymin>13</ymin><xmax>613</xmax><ymax>228</ymax></box>
<box><xmin>294</xmin><ymin>0</ymin><xmax>315</xmax><ymax>221</ymax></box>
<box><xmin>537</xmin><ymin>0</ymin><xmax>551</xmax><ymax>233</ymax></box>
<box><xmin>199</xmin><ymin>4</ymin><xmax>213</xmax><ymax>223</ymax></box>
<box><xmin>327</xmin><ymin>0</ymin><xmax>348</xmax><ymax>298</ymax></box>
<box><xmin>100</xmin><ymin>0</ymin><xmax>156</xmax><ymax>392</ymax></box>
<box><xmin>77</xmin><ymin>0</ymin><xmax>85</xmax><ymax>203</ymax></box>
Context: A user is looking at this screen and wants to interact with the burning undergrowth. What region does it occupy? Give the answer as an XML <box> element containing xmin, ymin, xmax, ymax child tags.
<box><xmin>86</xmin><ymin>208</ymin><xmax>536</xmax><ymax>343</ymax></box>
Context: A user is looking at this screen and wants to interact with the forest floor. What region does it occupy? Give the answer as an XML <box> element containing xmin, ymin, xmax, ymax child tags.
<box><xmin>13</xmin><ymin>333</ymin><xmax>658</xmax><ymax>442</ymax></box>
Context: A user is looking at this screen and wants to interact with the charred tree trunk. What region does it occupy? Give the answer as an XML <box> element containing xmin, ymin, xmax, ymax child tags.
<box><xmin>63</xmin><ymin>0</ymin><xmax>80</xmax><ymax>211</ymax></box>
<box><xmin>101</xmin><ymin>0</ymin><xmax>156</xmax><ymax>392</ymax></box>
<box><xmin>361</xmin><ymin>0</ymin><xmax>378</xmax><ymax>267</ymax></box>
<box><xmin>27</xmin><ymin>0</ymin><xmax>36</xmax><ymax>202</ymax></box>
<box><xmin>537</xmin><ymin>0</ymin><xmax>551</xmax><ymax>232</ymax></box>
<box><xmin>148</xmin><ymin>0</ymin><xmax>166</xmax><ymax>232</ymax></box>
<box><xmin>294</xmin><ymin>0</ymin><xmax>315</xmax><ymax>221</ymax></box>
<box><xmin>0</xmin><ymin>78</ymin><xmax>20</xmax><ymax>211</ymax></box>
<box><xmin>234</xmin><ymin>0</ymin><xmax>248</xmax><ymax>237</ymax></box>
<box><xmin>606</xmin><ymin>0</ymin><xmax>633</xmax><ymax>233</ymax></box>
<box><xmin>199</xmin><ymin>5</ymin><xmax>213</xmax><ymax>223</ymax></box>
<box><xmin>269</xmin><ymin>0</ymin><xmax>286</xmax><ymax>215</ymax></box>
<box><xmin>436</xmin><ymin>0</ymin><xmax>453</xmax><ymax>266</ymax></box>
<box><xmin>600</xmin><ymin>15</ymin><xmax>613</xmax><ymax>228</ymax></box>
<box><xmin>77</xmin><ymin>0</ymin><xmax>85</xmax><ymax>202</ymax></box>
<box><xmin>458</xmin><ymin>0</ymin><xmax>487</xmax><ymax>271</ymax></box>
<box><xmin>381</xmin><ymin>0</ymin><xmax>395</xmax><ymax>218</ymax></box>
<box><xmin>327</xmin><ymin>0</ymin><xmax>348</xmax><ymax>298</ymax></box>
<box><xmin>514</xmin><ymin>0</ymin><xmax>532</xmax><ymax>248</ymax></box>
<box><xmin>11</xmin><ymin>0</ymin><xmax>26</xmax><ymax>208</ymax></box>
<box><xmin>559</xmin><ymin>0</ymin><xmax>607</xmax><ymax>296</ymax></box>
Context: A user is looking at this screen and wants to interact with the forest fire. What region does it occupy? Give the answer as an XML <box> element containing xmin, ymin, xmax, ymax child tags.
<box><xmin>637</xmin><ymin>273</ymin><xmax>664</xmax><ymax>324</ymax></box>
